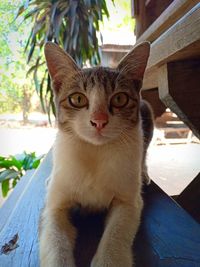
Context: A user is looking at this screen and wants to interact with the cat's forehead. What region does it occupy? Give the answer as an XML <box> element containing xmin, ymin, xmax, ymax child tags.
<box><xmin>80</xmin><ymin>67</ymin><xmax>119</xmax><ymax>92</ymax></box>
<box><xmin>82</xmin><ymin>67</ymin><xmax>119</xmax><ymax>81</ymax></box>
<box><xmin>77</xmin><ymin>66</ymin><xmax>137</xmax><ymax>95</ymax></box>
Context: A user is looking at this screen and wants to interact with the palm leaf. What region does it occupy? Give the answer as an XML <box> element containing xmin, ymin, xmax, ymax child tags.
<box><xmin>17</xmin><ymin>0</ymin><xmax>112</xmax><ymax>121</ymax></box>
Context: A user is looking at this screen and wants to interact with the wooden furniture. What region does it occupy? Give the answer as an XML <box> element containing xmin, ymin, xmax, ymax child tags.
<box><xmin>1</xmin><ymin>151</ymin><xmax>200</xmax><ymax>267</ymax></box>
<box><xmin>133</xmin><ymin>0</ymin><xmax>200</xmax><ymax>139</ymax></box>
<box><xmin>134</xmin><ymin>0</ymin><xmax>200</xmax><ymax>253</ymax></box>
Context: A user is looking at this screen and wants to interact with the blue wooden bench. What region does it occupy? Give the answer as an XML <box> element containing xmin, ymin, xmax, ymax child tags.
<box><xmin>0</xmin><ymin>151</ymin><xmax>200</xmax><ymax>267</ymax></box>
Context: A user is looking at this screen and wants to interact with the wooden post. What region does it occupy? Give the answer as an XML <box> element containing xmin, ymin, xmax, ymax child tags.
<box><xmin>141</xmin><ymin>88</ymin><xmax>166</xmax><ymax>118</ymax></box>
<box><xmin>158</xmin><ymin>60</ymin><xmax>200</xmax><ymax>139</ymax></box>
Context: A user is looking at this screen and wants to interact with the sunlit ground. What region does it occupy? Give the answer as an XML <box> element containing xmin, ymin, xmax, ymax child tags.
<box><xmin>0</xmin><ymin>113</ymin><xmax>56</xmax><ymax>156</ymax></box>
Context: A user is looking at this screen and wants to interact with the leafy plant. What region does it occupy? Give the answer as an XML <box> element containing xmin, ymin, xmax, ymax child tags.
<box><xmin>0</xmin><ymin>1</ymin><xmax>34</xmax><ymax>117</ymax></box>
<box><xmin>17</xmin><ymin>0</ymin><xmax>112</xmax><ymax>120</ymax></box>
<box><xmin>0</xmin><ymin>152</ymin><xmax>44</xmax><ymax>197</ymax></box>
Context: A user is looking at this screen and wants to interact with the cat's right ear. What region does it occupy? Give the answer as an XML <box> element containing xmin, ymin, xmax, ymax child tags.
<box><xmin>117</xmin><ymin>42</ymin><xmax>150</xmax><ymax>90</ymax></box>
<box><xmin>44</xmin><ymin>42</ymin><xmax>79</xmax><ymax>94</ymax></box>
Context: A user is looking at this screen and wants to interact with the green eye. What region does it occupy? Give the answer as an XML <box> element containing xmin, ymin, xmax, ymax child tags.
<box><xmin>110</xmin><ymin>92</ymin><xmax>129</xmax><ymax>108</ymax></box>
<box><xmin>68</xmin><ymin>93</ymin><xmax>88</xmax><ymax>108</ymax></box>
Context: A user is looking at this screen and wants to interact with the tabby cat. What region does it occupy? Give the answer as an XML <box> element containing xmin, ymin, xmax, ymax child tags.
<box><xmin>39</xmin><ymin>41</ymin><xmax>153</xmax><ymax>267</ymax></box>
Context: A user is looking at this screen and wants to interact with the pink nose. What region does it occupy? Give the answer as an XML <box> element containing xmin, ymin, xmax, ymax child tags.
<box><xmin>90</xmin><ymin>112</ymin><xmax>109</xmax><ymax>130</ymax></box>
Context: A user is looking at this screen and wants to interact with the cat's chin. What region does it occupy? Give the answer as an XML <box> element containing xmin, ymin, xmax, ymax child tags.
<box><xmin>83</xmin><ymin>136</ymin><xmax>111</xmax><ymax>146</ymax></box>
<box><xmin>77</xmin><ymin>133</ymin><xmax>113</xmax><ymax>146</ymax></box>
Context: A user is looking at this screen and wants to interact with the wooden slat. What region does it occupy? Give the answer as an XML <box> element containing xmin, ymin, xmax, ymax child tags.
<box><xmin>145</xmin><ymin>0</ymin><xmax>152</xmax><ymax>7</ymax></box>
<box><xmin>148</xmin><ymin>3</ymin><xmax>200</xmax><ymax>68</ymax></box>
<box><xmin>134</xmin><ymin>0</ymin><xmax>147</xmax><ymax>37</ymax></box>
<box><xmin>142</xmin><ymin>68</ymin><xmax>158</xmax><ymax>90</ymax></box>
<box><xmin>0</xmin><ymin>169</ymin><xmax>35</xmax><ymax>232</ymax></box>
<box><xmin>137</xmin><ymin>0</ymin><xmax>199</xmax><ymax>43</ymax></box>
<box><xmin>142</xmin><ymin>3</ymin><xmax>200</xmax><ymax>90</ymax></box>
<box><xmin>131</xmin><ymin>0</ymin><xmax>139</xmax><ymax>17</ymax></box>
<box><xmin>135</xmin><ymin>182</ymin><xmax>200</xmax><ymax>266</ymax></box>
<box><xmin>0</xmin><ymin>152</ymin><xmax>52</xmax><ymax>267</ymax></box>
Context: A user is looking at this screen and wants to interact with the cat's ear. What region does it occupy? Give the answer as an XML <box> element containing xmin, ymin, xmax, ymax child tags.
<box><xmin>44</xmin><ymin>42</ymin><xmax>79</xmax><ymax>93</ymax></box>
<box><xmin>117</xmin><ymin>42</ymin><xmax>150</xmax><ymax>89</ymax></box>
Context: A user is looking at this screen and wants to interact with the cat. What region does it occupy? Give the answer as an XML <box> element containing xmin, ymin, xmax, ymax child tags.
<box><xmin>39</xmin><ymin>41</ymin><xmax>153</xmax><ymax>267</ymax></box>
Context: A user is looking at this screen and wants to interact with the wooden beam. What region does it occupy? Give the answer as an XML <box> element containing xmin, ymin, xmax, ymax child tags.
<box><xmin>141</xmin><ymin>88</ymin><xmax>166</xmax><ymax>118</ymax></box>
<box><xmin>158</xmin><ymin>60</ymin><xmax>200</xmax><ymax>139</ymax></box>
<box><xmin>137</xmin><ymin>0</ymin><xmax>199</xmax><ymax>43</ymax></box>
<box><xmin>176</xmin><ymin>172</ymin><xmax>200</xmax><ymax>224</ymax></box>
<box><xmin>142</xmin><ymin>3</ymin><xmax>200</xmax><ymax>90</ymax></box>
<box><xmin>142</xmin><ymin>68</ymin><xmax>158</xmax><ymax>90</ymax></box>
<box><xmin>134</xmin><ymin>0</ymin><xmax>147</xmax><ymax>37</ymax></box>
<box><xmin>148</xmin><ymin>3</ymin><xmax>200</xmax><ymax>69</ymax></box>
<box><xmin>134</xmin><ymin>182</ymin><xmax>200</xmax><ymax>266</ymax></box>
<box><xmin>131</xmin><ymin>0</ymin><xmax>139</xmax><ymax>17</ymax></box>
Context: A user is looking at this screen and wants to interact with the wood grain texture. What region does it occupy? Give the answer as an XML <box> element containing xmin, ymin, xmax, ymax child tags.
<box><xmin>137</xmin><ymin>0</ymin><xmax>199</xmax><ymax>43</ymax></box>
<box><xmin>0</xmin><ymin>170</ymin><xmax>35</xmax><ymax>232</ymax></box>
<box><xmin>142</xmin><ymin>3</ymin><xmax>200</xmax><ymax>90</ymax></box>
<box><xmin>133</xmin><ymin>0</ymin><xmax>173</xmax><ymax>38</ymax></box>
<box><xmin>135</xmin><ymin>182</ymin><xmax>200</xmax><ymax>267</ymax></box>
<box><xmin>142</xmin><ymin>68</ymin><xmax>158</xmax><ymax>90</ymax></box>
<box><xmin>0</xmin><ymin>152</ymin><xmax>200</xmax><ymax>266</ymax></box>
<box><xmin>0</xmin><ymin>152</ymin><xmax>52</xmax><ymax>267</ymax></box>
<box><xmin>134</xmin><ymin>0</ymin><xmax>147</xmax><ymax>37</ymax></box>
<box><xmin>147</xmin><ymin>3</ymin><xmax>200</xmax><ymax>69</ymax></box>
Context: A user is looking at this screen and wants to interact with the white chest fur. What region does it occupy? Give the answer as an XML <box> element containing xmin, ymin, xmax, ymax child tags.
<box><xmin>47</xmin><ymin>129</ymin><xmax>143</xmax><ymax>210</ymax></box>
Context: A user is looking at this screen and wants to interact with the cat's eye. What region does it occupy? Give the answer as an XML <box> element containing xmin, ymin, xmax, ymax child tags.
<box><xmin>110</xmin><ymin>92</ymin><xmax>129</xmax><ymax>108</ymax></box>
<box><xmin>68</xmin><ymin>93</ymin><xmax>88</xmax><ymax>108</ymax></box>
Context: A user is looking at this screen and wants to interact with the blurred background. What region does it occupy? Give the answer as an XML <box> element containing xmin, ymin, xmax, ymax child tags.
<box><xmin>0</xmin><ymin>0</ymin><xmax>199</xmax><ymax>205</ymax></box>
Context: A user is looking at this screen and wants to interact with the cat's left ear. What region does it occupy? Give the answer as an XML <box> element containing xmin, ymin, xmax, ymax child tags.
<box><xmin>117</xmin><ymin>42</ymin><xmax>150</xmax><ymax>89</ymax></box>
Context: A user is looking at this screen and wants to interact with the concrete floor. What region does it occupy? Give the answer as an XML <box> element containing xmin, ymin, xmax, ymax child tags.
<box><xmin>147</xmin><ymin>143</ymin><xmax>200</xmax><ymax>195</ymax></box>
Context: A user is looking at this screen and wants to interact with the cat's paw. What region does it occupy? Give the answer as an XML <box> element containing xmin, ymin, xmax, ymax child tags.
<box><xmin>41</xmin><ymin>258</ymin><xmax>76</xmax><ymax>267</ymax></box>
<box><xmin>91</xmin><ymin>248</ymin><xmax>133</xmax><ymax>267</ymax></box>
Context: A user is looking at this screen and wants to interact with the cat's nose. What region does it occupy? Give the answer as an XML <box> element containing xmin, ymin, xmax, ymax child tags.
<box><xmin>90</xmin><ymin>112</ymin><xmax>109</xmax><ymax>130</ymax></box>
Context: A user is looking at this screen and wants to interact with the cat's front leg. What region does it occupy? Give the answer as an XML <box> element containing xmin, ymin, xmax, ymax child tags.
<box><xmin>39</xmin><ymin>206</ymin><xmax>77</xmax><ymax>267</ymax></box>
<box><xmin>91</xmin><ymin>196</ymin><xmax>143</xmax><ymax>267</ymax></box>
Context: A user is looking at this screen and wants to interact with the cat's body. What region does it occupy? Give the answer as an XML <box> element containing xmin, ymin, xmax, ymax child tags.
<box><xmin>39</xmin><ymin>42</ymin><xmax>153</xmax><ymax>267</ymax></box>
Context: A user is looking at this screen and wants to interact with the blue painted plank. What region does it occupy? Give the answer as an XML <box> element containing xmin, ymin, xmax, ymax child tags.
<box><xmin>0</xmin><ymin>151</ymin><xmax>52</xmax><ymax>267</ymax></box>
<box><xmin>0</xmin><ymin>169</ymin><xmax>35</xmax><ymax>232</ymax></box>
<box><xmin>134</xmin><ymin>183</ymin><xmax>200</xmax><ymax>266</ymax></box>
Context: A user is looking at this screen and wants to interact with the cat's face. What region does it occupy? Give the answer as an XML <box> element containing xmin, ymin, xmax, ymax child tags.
<box><xmin>44</xmin><ymin>42</ymin><xmax>150</xmax><ymax>145</ymax></box>
<box><xmin>55</xmin><ymin>68</ymin><xmax>140</xmax><ymax>145</ymax></box>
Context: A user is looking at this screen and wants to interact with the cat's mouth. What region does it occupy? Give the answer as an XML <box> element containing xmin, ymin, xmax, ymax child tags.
<box><xmin>94</xmin><ymin>130</ymin><xmax>104</xmax><ymax>137</ymax></box>
<box><xmin>88</xmin><ymin>127</ymin><xmax>122</xmax><ymax>145</ymax></box>
<box><xmin>80</xmin><ymin>128</ymin><xmax>113</xmax><ymax>145</ymax></box>
<box><xmin>74</xmin><ymin>122</ymin><xmax>122</xmax><ymax>145</ymax></box>
<box><xmin>92</xmin><ymin>130</ymin><xmax>109</xmax><ymax>141</ymax></box>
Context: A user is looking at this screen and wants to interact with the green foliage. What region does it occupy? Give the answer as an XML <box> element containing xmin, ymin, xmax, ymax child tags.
<box><xmin>17</xmin><ymin>0</ymin><xmax>112</xmax><ymax>120</ymax></box>
<box><xmin>0</xmin><ymin>152</ymin><xmax>44</xmax><ymax>197</ymax></box>
<box><xmin>101</xmin><ymin>0</ymin><xmax>135</xmax><ymax>32</ymax></box>
<box><xmin>0</xmin><ymin>0</ymin><xmax>34</xmax><ymax>115</ymax></box>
